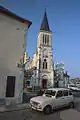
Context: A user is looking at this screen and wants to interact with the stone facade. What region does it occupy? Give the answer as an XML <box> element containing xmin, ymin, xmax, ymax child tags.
<box><xmin>26</xmin><ymin>11</ymin><xmax>54</xmax><ymax>89</ymax></box>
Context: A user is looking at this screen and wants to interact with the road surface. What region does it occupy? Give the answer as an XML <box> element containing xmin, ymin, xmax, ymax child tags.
<box><xmin>0</xmin><ymin>97</ymin><xmax>80</xmax><ymax>120</ymax></box>
<box><xmin>0</xmin><ymin>104</ymin><xmax>80</xmax><ymax>120</ymax></box>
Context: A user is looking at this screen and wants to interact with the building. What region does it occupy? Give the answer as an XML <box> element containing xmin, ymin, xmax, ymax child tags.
<box><xmin>69</xmin><ymin>78</ymin><xmax>80</xmax><ymax>87</ymax></box>
<box><xmin>0</xmin><ymin>5</ymin><xmax>32</xmax><ymax>105</ymax></box>
<box><xmin>26</xmin><ymin>10</ymin><xmax>54</xmax><ymax>89</ymax></box>
<box><xmin>54</xmin><ymin>63</ymin><xmax>69</xmax><ymax>88</ymax></box>
<box><xmin>56</xmin><ymin>63</ymin><xmax>64</xmax><ymax>75</ymax></box>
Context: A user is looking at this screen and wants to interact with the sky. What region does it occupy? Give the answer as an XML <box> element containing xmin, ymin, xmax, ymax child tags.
<box><xmin>0</xmin><ymin>0</ymin><xmax>80</xmax><ymax>78</ymax></box>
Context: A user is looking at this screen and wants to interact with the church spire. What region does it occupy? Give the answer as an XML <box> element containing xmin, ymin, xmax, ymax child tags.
<box><xmin>40</xmin><ymin>9</ymin><xmax>51</xmax><ymax>32</ymax></box>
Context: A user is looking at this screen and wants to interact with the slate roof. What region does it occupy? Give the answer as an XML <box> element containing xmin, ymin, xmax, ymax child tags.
<box><xmin>40</xmin><ymin>10</ymin><xmax>51</xmax><ymax>32</ymax></box>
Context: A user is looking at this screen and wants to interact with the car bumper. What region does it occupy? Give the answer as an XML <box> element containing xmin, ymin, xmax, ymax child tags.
<box><xmin>30</xmin><ymin>104</ymin><xmax>43</xmax><ymax>111</ymax></box>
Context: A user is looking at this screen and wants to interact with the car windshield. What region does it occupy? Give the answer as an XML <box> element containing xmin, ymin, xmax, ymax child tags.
<box><xmin>45</xmin><ymin>90</ymin><xmax>56</xmax><ymax>97</ymax></box>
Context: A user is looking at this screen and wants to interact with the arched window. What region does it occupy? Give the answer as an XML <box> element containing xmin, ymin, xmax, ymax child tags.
<box><xmin>43</xmin><ymin>35</ymin><xmax>49</xmax><ymax>45</ymax></box>
<box><xmin>43</xmin><ymin>62</ymin><xmax>44</xmax><ymax>69</ymax></box>
<box><xmin>46</xmin><ymin>62</ymin><xmax>47</xmax><ymax>69</ymax></box>
<box><xmin>43</xmin><ymin>59</ymin><xmax>47</xmax><ymax>69</ymax></box>
<box><xmin>43</xmin><ymin>35</ymin><xmax>44</xmax><ymax>44</ymax></box>
<box><xmin>45</xmin><ymin>35</ymin><xmax>46</xmax><ymax>44</ymax></box>
<box><xmin>47</xmin><ymin>35</ymin><xmax>49</xmax><ymax>45</ymax></box>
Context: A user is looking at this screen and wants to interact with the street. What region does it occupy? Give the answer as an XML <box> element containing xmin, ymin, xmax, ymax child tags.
<box><xmin>0</xmin><ymin>98</ymin><xmax>80</xmax><ymax>120</ymax></box>
<box><xmin>0</xmin><ymin>107</ymin><xmax>80</xmax><ymax>120</ymax></box>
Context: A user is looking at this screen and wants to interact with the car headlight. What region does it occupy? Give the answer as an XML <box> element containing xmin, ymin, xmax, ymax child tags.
<box><xmin>38</xmin><ymin>104</ymin><xmax>42</xmax><ymax>109</ymax></box>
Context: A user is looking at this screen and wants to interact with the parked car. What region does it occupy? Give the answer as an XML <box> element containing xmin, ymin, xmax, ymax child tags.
<box><xmin>30</xmin><ymin>88</ymin><xmax>74</xmax><ymax>114</ymax></box>
<box><xmin>68</xmin><ymin>84</ymin><xmax>80</xmax><ymax>91</ymax></box>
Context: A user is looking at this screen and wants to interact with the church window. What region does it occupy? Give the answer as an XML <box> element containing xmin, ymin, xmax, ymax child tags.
<box><xmin>43</xmin><ymin>34</ymin><xmax>44</xmax><ymax>44</ymax></box>
<box><xmin>47</xmin><ymin>35</ymin><xmax>49</xmax><ymax>45</ymax></box>
<box><xmin>46</xmin><ymin>62</ymin><xmax>47</xmax><ymax>69</ymax></box>
<box><xmin>45</xmin><ymin>35</ymin><xmax>46</xmax><ymax>44</ymax></box>
<box><xmin>43</xmin><ymin>62</ymin><xmax>44</xmax><ymax>69</ymax></box>
<box><xmin>43</xmin><ymin>35</ymin><xmax>49</xmax><ymax>45</ymax></box>
<box><xmin>43</xmin><ymin>59</ymin><xmax>47</xmax><ymax>69</ymax></box>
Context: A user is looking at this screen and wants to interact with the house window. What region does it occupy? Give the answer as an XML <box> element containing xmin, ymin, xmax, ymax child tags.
<box><xmin>6</xmin><ymin>76</ymin><xmax>16</xmax><ymax>97</ymax></box>
<box><xmin>43</xmin><ymin>59</ymin><xmax>47</xmax><ymax>69</ymax></box>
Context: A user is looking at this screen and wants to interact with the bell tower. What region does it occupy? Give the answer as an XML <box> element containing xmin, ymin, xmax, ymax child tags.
<box><xmin>38</xmin><ymin>9</ymin><xmax>52</xmax><ymax>48</ymax></box>
<box><xmin>37</xmin><ymin>9</ymin><xmax>54</xmax><ymax>88</ymax></box>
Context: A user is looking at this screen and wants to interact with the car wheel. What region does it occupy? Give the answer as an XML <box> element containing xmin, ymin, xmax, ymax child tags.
<box><xmin>43</xmin><ymin>105</ymin><xmax>52</xmax><ymax>114</ymax></box>
<box><xmin>69</xmin><ymin>102</ymin><xmax>74</xmax><ymax>108</ymax></box>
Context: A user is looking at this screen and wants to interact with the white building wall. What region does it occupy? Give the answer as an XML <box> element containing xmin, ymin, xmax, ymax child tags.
<box><xmin>0</xmin><ymin>13</ymin><xmax>28</xmax><ymax>104</ymax></box>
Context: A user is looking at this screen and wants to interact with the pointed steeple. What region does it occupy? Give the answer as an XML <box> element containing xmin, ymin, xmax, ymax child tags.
<box><xmin>40</xmin><ymin>9</ymin><xmax>51</xmax><ymax>32</ymax></box>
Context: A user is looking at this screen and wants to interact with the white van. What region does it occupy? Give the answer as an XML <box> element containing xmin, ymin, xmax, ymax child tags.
<box><xmin>30</xmin><ymin>88</ymin><xmax>74</xmax><ymax>114</ymax></box>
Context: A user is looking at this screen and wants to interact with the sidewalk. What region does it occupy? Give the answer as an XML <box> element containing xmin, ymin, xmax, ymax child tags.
<box><xmin>0</xmin><ymin>103</ymin><xmax>30</xmax><ymax>113</ymax></box>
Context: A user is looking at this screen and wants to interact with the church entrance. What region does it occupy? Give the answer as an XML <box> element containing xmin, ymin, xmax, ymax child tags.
<box><xmin>42</xmin><ymin>79</ymin><xmax>47</xmax><ymax>89</ymax></box>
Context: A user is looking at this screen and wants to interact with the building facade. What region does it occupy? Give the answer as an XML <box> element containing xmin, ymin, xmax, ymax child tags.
<box><xmin>26</xmin><ymin>10</ymin><xmax>54</xmax><ymax>89</ymax></box>
<box><xmin>54</xmin><ymin>63</ymin><xmax>69</xmax><ymax>88</ymax></box>
<box><xmin>0</xmin><ymin>6</ymin><xmax>32</xmax><ymax>105</ymax></box>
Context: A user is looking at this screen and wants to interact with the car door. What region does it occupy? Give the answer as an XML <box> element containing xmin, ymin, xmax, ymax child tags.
<box><xmin>68</xmin><ymin>90</ymin><xmax>74</xmax><ymax>103</ymax></box>
<box><xmin>62</xmin><ymin>90</ymin><xmax>69</xmax><ymax>106</ymax></box>
<box><xmin>53</xmin><ymin>90</ymin><xmax>65</xmax><ymax>108</ymax></box>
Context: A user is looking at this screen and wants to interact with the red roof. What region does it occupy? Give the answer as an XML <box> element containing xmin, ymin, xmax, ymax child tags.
<box><xmin>0</xmin><ymin>5</ymin><xmax>32</xmax><ymax>28</ymax></box>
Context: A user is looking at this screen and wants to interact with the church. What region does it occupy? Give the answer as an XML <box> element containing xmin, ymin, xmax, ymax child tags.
<box><xmin>26</xmin><ymin>10</ymin><xmax>54</xmax><ymax>89</ymax></box>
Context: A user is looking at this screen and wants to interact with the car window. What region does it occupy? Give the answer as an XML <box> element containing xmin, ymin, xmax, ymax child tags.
<box><xmin>45</xmin><ymin>90</ymin><xmax>56</xmax><ymax>97</ymax></box>
<box><xmin>63</xmin><ymin>90</ymin><xmax>68</xmax><ymax>96</ymax></box>
<box><xmin>69</xmin><ymin>90</ymin><xmax>72</xmax><ymax>95</ymax></box>
<box><xmin>56</xmin><ymin>91</ymin><xmax>63</xmax><ymax>98</ymax></box>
